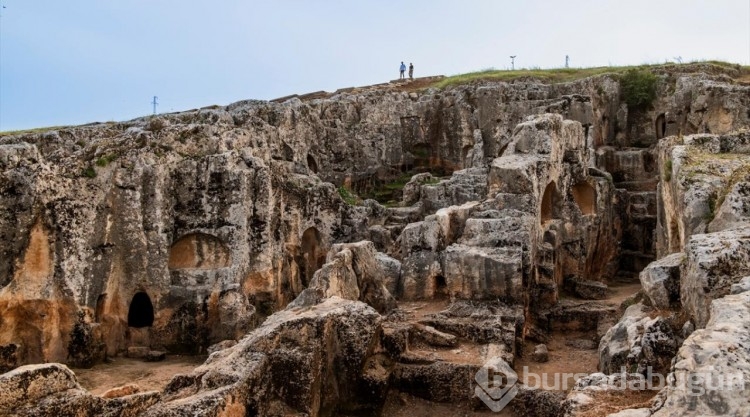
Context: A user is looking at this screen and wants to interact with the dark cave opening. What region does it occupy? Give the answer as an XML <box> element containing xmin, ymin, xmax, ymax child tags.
<box><xmin>127</xmin><ymin>292</ymin><xmax>155</xmax><ymax>328</ymax></box>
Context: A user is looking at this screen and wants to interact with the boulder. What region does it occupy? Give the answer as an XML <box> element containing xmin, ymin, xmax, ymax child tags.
<box><xmin>101</xmin><ymin>384</ymin><xmax>141</xmax><ymax>399</ymax></box>
<box><xmin>442</xmin><ymin>244</ymin><xmax>524</xmax><ymax>302</ymax></box>
<box><xmin>409</xmin><ymin>323</ymin><xmax>458</xmax><ymax>348</ymax></box>
<box><xmin>145</xmin><ymin>350</ymin><xmax>166</xmax><ymax>362</ymax></box>
<box><xmin>291</xmin><ymin>241</ymin><xmax>396</xmax><ymax>313</ymax></box>
<box><xmin>532</xmin><ymin>344</ymin><xmax>549</xmax><ymax>363</ymax></box>
<box><xmin>151</xmin><ymin>297</ymin><xmax>384</xmax><ymax>416</ymax></box>
<box><xmin>399</xmin><ymin>250</ymin><xmax>443</xmax><ymax>300</ymax></box>
<box><xmin>639</xmin><ymin>253</ymin><xmax>684</xmax><ymax>309</ymax></box>
<box><xmin>375</xmin><ymin>252</ymin><xmax>402</xmax><ymax>297</ymax></box>
<box><xmin>598</xmin><ymin>303</ymin><xmax>678</xmax><ymax>375</ymax></box>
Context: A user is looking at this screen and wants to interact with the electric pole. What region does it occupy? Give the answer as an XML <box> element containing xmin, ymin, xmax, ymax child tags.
<box><xmin>510</xmin><ymin>56</ymin><xmax>516</xmax><ymax>71</ymax></box>
<box><xmin>151</xmin><ymin>96</ymin><xmax>158</xmax><ymax>115</ymax></box>
<box><xmin>565</xmin><ymin>55</ymin><xmax>570</xmax><ymax>68</ymax></box>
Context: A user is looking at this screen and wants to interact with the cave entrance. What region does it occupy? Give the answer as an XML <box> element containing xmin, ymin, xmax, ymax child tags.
<box><xmin>655</xmin><ymin>113</ymin><xmax>666</xmax><ymax>140</ymax></box>
<box><xmin>127</xmin><ymin>292</ymin><xmax>154</xmax><ymax>328</ymax></box>
<box><xmin>435</xmin><ymin>275</ymin><xmax>448</xmax><ymax>298</ymax></box>
<box><xmin>300</xmin><ymin>227</ymin><xmax>326</xmax><ymax>287</ymax></box>
<box><xmin>540</xmin><ymin>182</ymin><xmax>559</xmax><ymax>224</ymax></box>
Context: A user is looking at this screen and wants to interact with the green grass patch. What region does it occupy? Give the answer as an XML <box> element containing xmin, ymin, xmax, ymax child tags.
<box><xmin>82</xmin><ymin>166</ymin><xmax>97</xmax><ymax>178</ymax></box>
<box><xmin>0</xmin><ymin>125</ymin><xmax>70</xmax><ymax>137</ymax></box>
<box><xmin>338</xmin><ymin>186</ymin><xmax>360</xmax><ymax>205</ymax></box>
<box><xmin>95</xmin><ymin>153</ymin><xmax>118</xmax><ymax>167</ymax></box>
<box><xmin>430</xmin><ymin>61</ymin><xmax>744</xmax><ymax>90</ymax></box>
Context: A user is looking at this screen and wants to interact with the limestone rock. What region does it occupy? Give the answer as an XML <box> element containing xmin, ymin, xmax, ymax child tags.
<box><xmin>150</xmin><ymin>297</ymin><xmax>383</xmax><ymax>416</ymax></box>
<box><xmin>391</xmin><ymin>361</ymin><xmax>479</xmax><ymax>402</ymax></box>
<box><xmin>291</xmin><ymin>241</ymin><xmax>396</xmax><ymax>313</ymax></box>
<box><xmin>510</xmin><ymin>385</ymin><xmax>567</xmax><ymax>417</ymax></box>
<box><xmin>409</xmin><ymin>323</ymin><xmax>458</xmax><ymax>348</ymax></box>
<box><xmin>399</xmin><ymin>250</ymin><xmax>443</xmax><ymax>300</ymax></box>
<box><xmin>681</xmin><ymin>226</ymin><xmax>750</xmax><ymax>328</ymax></box>
<box><xmin>532</xmin><ymin>344</ymin><xmax>549</xmax><ymax>363</ymax></box>
<box><xmin>652</xmin><ymin>291</ymin><xmax>750</xmax><ymax>417</ymax></box>
<box><xmin>145</xmin><ymin>350</ymin><xmax>166</xmax><ymax>362</ymax></box>
<box><xmin>563</xmin><ymin>372</ymin><xmax>658</xmax><ymax>417</ymax></box>
<box><xmin>101</xmin><ymin>383</ymin><xmax>141</xmax><ymax>399</ymax></box>
<box><xmin>206</xmin><ymin>339</ymin><xmax>237</xmax><ymax>355</ymax></box>
<box><xmin>566</xmin><ymin>278</ymin><xmax>609</xmax><ymax>300</ymax></box>
<box><xmin>442</xmin><ymin>244</ymin><xmax>524</xmax><ymax>302</ymax></box>
<box><xmin>420</xmin><ymin>301</ymin><xmax>523</xmax><ymax>353</ymax></box>
<box><xmin>598</xmin><ymin>303</ymin><xmax>678</xmax><ymax>375</ymax></box>
<box><xmin>0</xmin><ymin>363</ymin><xmax>83</xmax><ymax>412</ymax></box>
<box><xmin>375</xmin><ymin>252</ymin><xmax>402</xmax><ymax>297</ymax></box>
<box><xmin>126</xmin><ymin>346</ymin><xmax>150</xmax><ymax>359</ymax></box>
<box><xmin>608</xmin><ymin>409</ymin><xmax>651</xmax><ymax>417</ymax></box>
<box><xmin>639</xmin><ymin>253</ymin><xmax>684</xmax><ymax>309</ymax></box>
<box><xmin>731</xmin><ymin>276</ymin><xmax>750</xmax><ymax>294</ymax></box>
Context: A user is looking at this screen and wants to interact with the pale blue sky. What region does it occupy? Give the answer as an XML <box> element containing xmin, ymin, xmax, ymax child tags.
<box><xmin>0</xmin><ymin>0</ymin><xmax>748</xmax><ymax>131</ymax></box>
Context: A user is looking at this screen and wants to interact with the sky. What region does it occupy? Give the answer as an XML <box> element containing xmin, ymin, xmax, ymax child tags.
<box><xmin>0</xmin><ymin>0</ymin><xmax>748</xmax><ymax>131</ymax></box>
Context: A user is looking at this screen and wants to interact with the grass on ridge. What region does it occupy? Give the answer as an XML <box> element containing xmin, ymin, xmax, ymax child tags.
<box><xmin>431</xmin><ymin>60</ymin><xmax>748</xmax><ymax>89</ymax></box>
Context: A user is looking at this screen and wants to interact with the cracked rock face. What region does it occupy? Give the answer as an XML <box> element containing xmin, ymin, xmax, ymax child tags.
<box><xmin>1</xmin><ymin>64</ymin><xmax>750</xmax><ymax>416</ymax></box>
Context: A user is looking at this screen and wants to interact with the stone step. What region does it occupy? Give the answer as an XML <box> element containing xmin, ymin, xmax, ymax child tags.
<box><xmin>615</xmin><ymin>179</ymin><xmax>658</xmax><ymax>192</ymax></box>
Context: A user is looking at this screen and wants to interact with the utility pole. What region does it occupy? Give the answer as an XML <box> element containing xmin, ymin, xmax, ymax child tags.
<box><xmin>151</xmin><ymin>96</ymin><xmax>158</xmax><ymax>115</ymax></box>
<box><xmin>565</xmin><ymin>55</ymin><xmax>570</xmax><ymax>68</ymax></box>
<box><xmin>510</xmin><ymin>56</ymin><xmax>516</xmax><ymax>71</ymax></box>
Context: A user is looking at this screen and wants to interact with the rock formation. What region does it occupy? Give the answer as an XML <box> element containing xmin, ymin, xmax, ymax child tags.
<box><xmin>0</xmin><ymin>62</ymin><xmax>749</xmax><ymax>416</ymax></box>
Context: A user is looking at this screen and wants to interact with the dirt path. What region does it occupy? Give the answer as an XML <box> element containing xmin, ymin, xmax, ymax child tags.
<box><xmin>72</xmin><ymin>355</ymin><xmax>206</xmax><ymax>395</ymax></box>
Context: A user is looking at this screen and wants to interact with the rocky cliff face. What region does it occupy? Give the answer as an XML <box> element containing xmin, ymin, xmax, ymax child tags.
<box><xmin>0</xmin><ymin>63</ymin><xmax>749</xmax><ymax>416</ymax></box>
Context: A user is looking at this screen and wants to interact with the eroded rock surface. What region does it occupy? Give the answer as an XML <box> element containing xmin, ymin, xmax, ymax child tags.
<box><xmin>1</xmin><ymin>63</ymin><xmax>750</xmax><ymax>416</ymax></box>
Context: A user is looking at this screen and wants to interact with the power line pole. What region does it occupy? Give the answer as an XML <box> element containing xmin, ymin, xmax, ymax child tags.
<box><xmin>510</xmin><ymin>55</ymin><xmax>516</xmax><ymax>71</ymax></box>
<box><xmin>151</xmin><ymin>96</ymin><xmax>158</xmax><ymax>115</ymax></box>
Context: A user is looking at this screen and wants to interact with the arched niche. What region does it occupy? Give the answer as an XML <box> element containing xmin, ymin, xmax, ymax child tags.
<box><xmin>655</xmin><ymin>113</ymin><xmax>667</xmax><ymax>140</ymax></box>
<box><xmin>282</xmin><ymin>143</ymin><xmax>294</xmax><ymax>162</ymax></box>
<box><xmin>299</xmin><ymin>227</ymin><xmax>326</xmax><ymax>287</ymax></box>
<box><xmin>307</xmin><ymin>154</ymin><xmax>318</xmax><ymax>174</ymax></box>
<box><xmin>572</xmin><ymin>182</ymin><xmax>597</xmax><ymax>215</ymax></box>
<box><xmin>540</xmin><ymin>182</ymin><xmax>559</xmax><ymax>224</ymax></box>
<box><xmin>168</xmin><ymin>233</ymin><xmax>231</xmax><ymax>270</ymax></box>
<box><xmin>127</xmin><ymin>292</ymin><xmax>154</xmax><ymax>328</ymax></box>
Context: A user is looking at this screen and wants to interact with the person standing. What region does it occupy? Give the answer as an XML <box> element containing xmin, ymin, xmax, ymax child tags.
<box><xmin>399</xmin><ymin>62</ymin><xmax>406</xmax><ymax>79</ymax></box>
<box><xmin>408</xmin><ymin>63</ymin><xmax>414</xmax><ymax>79</ymax></box>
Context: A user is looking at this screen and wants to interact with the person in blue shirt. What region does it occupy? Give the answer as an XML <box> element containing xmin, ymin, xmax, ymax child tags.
<box><xmin>400</xmin><ymin>62</ymin><xmax>406</xmax><ymax>79</ymax></box>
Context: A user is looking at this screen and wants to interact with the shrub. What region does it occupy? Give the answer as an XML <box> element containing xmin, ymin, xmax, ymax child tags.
<box><xmin>620</xmin><ymin>69</ymin><xmax>658</xmax><ymax>110</ymax></box>
<box><xmin>83</xmin><ymin>166</ymin><xmax>97</xmax><ymax>178</ymax></box>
